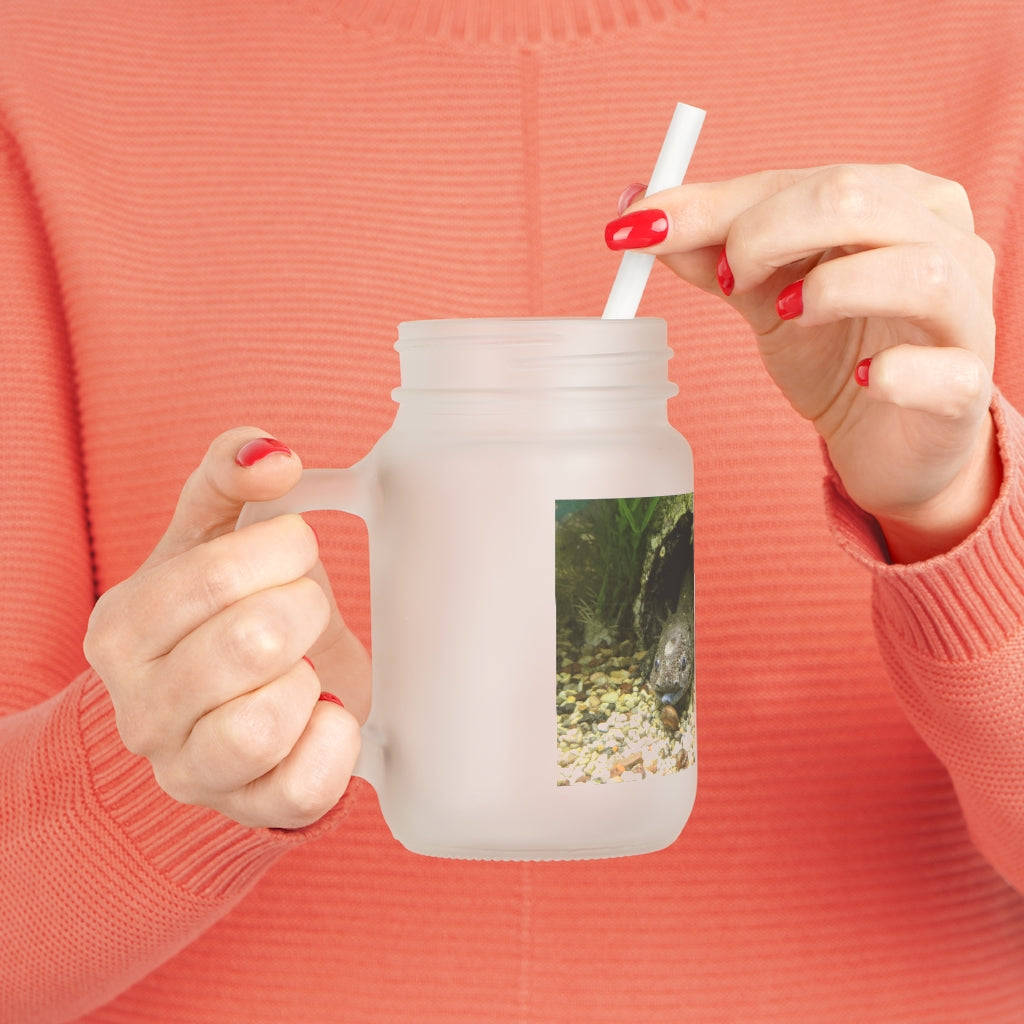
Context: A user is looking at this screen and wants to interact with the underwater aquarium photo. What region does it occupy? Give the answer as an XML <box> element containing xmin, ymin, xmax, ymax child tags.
<box><xmin>555</xmin><ymin>493</ymin><xmax>694</xmax><ymax>786</ymax></box>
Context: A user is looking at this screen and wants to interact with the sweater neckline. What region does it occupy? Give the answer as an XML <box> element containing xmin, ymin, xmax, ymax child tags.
<box><xmin>321</xmin><ymin>0</ymin><xmax>704</xmax><ymax>44</ymax></box>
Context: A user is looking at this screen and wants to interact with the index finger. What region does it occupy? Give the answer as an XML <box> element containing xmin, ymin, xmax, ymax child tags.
<box><xmin>626</xmin><ymin>163</ymin><xmax>975</xmax><ymax>257</ymax></box>
<box><xmin>115</xmin><ymin>513</ymin><xmax>320</xmax><ymax>662</ymax></box>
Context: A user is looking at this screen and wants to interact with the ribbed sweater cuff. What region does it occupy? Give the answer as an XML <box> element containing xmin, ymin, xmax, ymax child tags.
<box><xmin>77</xmin><ymin>669</ymin><xmax>354</xmax><ymax>903</ymax></box>
<box><xmin>824</xmin><ymin>391</ymin><xmax>1024</xmax><ymax>661</ymax></box>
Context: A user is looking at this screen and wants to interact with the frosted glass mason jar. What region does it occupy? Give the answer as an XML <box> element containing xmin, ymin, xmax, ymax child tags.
<box><xmin>240</xmin><ymin>318</ymin><xmax>696</xmax><ymax>860</ymax></box>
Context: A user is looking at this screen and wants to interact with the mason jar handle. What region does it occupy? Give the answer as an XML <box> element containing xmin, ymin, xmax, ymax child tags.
<box><xmin>236</xmin><ymin>464</ymin><xmax>386</xmax><ymax>793</ymax></box>
<box><xmin>235</xmin><ymin>466</ymin><xmax>373</xmax><ymax>527</ymax></box>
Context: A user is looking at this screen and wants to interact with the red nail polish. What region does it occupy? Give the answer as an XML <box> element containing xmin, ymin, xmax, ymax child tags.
<box><xmin>318</xmin><ymin>691</ymin><xmax>345</xmax><ymax>708</ymax></box>
<box><xmin>776</xmin><ymin>280</ymin><xmax>804</xmax><ymax>320</ymax></box>
<box><xmin>716</xmin><ymin>248</ymin><xmax>734</xmax><ymax>296</ymax></box>
<box><xmin>604</xmin><ymin>208</ymin><xmax>669</xmax><ymax>250</ymax></box>
<box><xmin>855</xmin><ymin>357</ymin><xmax>872</xmax><ymax>387</ymax></box>
<box><xmin>235</xmin><ymin>437</ymin><xmax>293</xmax><ymax>468</ymax></box>
<box><xmin>302</xmin><ymin>655</ymin><xmax>316</xmax><ymax>672</ymax></box>
<box><xmin>616</xmin><ymin>182</ymin><xmax>648</xmax><ymax>216</ymax></box>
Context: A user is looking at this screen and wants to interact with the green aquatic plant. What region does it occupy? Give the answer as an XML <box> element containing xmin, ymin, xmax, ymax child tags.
<box><xmin>555</xmin><ymin>496</ymin><xmax>665</xmax><ymax>644</ymax></box>
<box><xmin>616</xmin><ymin>496</ymin><xmax>662</xmax><ymax>537</ymax></box>
<box><xmin>599</xmin><ymin>496</ymin><xmax>663</xmax><ymax>627</ymax></box>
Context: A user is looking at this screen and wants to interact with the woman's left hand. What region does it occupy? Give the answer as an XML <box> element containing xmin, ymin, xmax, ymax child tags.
<box><xmin>606</xmin><ymin>164</ymin><xmax>1000</xmax><ymax>562</ymax></box>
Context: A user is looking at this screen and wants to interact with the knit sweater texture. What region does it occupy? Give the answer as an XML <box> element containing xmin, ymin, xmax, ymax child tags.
<box><xmin>1</xmin><ymin>1</ymin><xmax>1023</xmax><ymax>1021</ymax></box>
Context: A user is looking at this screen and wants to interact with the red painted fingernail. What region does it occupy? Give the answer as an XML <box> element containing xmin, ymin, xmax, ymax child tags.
<box><xmin>776</xmin><ymin>279</ymin><xmax>804</xmax><ymax>320</ymax></box>
<box><xmin>235</xmin><ymin>437</ymin><xmax>293</xmax><ymax>468</ymax></box>
<box><xmin>604</xmin><ymin>208</ymin><xmax>669</xmax><ymax>250</ymax></box>
<box><xmin>855</xmin><ymin>358</ymin><xmax>872</xmax><ymax>387</ymax></box>
<box><xmin>318</xmin><ymin>691</ymin><xmax>345</xmax><ymax>708</ymax></box>
<box><xmin>716</xmin><ymin>247</ymin><xmax>734</xmax><ymax>296</ymax></box>
<box><xmin>302</xmin><ymin>655</ymin><xmax>316</xmax><ymax>672</ymax></box>
<box><xmin>616</xmin><ymin>182</ymin><xmax>648</xmax><ymax>216</ymax></box>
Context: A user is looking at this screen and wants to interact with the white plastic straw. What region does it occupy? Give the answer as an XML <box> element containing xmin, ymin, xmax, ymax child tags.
<box><xmin>602</xmin><ymin>102</ymin><xmax>706</xmax><ymax>319</ymax></box>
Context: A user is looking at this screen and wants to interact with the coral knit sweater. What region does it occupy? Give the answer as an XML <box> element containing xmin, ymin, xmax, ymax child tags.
<box><xmin>2</xmin><ymin>1</ymin><xmax>1023</xmax><ymax>1021</ymax></box>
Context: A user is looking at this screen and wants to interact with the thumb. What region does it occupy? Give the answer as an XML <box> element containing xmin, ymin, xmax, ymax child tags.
<box><xmin>145</xmin><ymin>427</ymin><xmax>304</xmax><ymax>567</ymax></box>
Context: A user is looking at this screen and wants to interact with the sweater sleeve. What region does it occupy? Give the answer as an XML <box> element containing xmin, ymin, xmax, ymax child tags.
<box><xmin>0</xmin><ymin>129</ymin><xmax>351</xmax><ymax>1023</ymax></box>
<box><xmin>825</xmin><ymin>392</ymin><xmax>1024</xmax><ymax>895</ymax></box>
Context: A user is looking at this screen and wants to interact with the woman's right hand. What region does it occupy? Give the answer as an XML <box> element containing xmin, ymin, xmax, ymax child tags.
<box><xmin>83</xmin><ymin>428</ymin><xmax>370</xmax><ymax>830</ymax></box>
